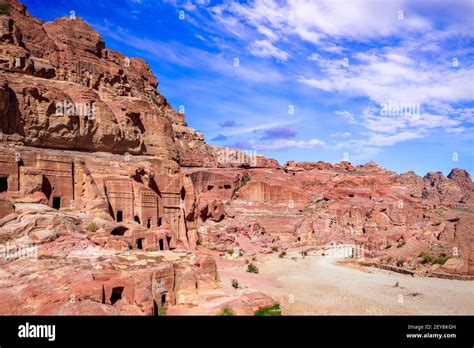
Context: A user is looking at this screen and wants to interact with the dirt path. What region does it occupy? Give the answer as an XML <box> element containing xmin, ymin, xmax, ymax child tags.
<box><xmin>218</xmin><ymin>252</ymin><xmax>474</xmax><ymax>315</ymax></box>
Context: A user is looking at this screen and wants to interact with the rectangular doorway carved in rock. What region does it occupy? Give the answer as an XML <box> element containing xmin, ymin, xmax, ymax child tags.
<box><xmin>116</xmin><ymin>210</ymin><xmax>123</xmax><ymax>222</ymax></box>
<box><xmin>0</xmin><ymin>177</ymin><xmax>7</xmax><ymax>192</ymax></box>
<box><xmin>110</xmin><ymin>286</ymin><xmax>124</xmax><ymax>305</ymax></box>
<box><xmin>52</xmin><ymin>196</ymin><xmax>61</xmax><ymax>209</ymax></box>
<box><xmin>161</xmin><ymin>292</ymin><xmax>166</xmax><ymax>306</ymax></box>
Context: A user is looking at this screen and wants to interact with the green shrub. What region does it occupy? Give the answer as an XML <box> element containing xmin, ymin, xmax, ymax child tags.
<box><xmin>219</xmin><ymin>307</ymin><xmax>235</xmax><ymax>316</ymax></box>
<box><xmin>233</xmin><ymin>173</ymin><xmax>251</xmax><ymax>195</ymax></box>
<box><xmin>255</xmin><ymin>304</ymin><xmax>282</xmax><ymax>316</ymax></box>
<box><xmin>158</xmin><ymin>307</ymin><xmax>167</xmax><ymax>316</ymax></box>
<box><xmin>435</xmin><ymin>254</ymin><xmax>450</xmax><ymax>265</ymax></box>
<box><xmin>86</xmin><ymin>222</ymin><xmax>98</xmax><ymax>232</ymax></box>
<box><xmin>419</xmin><ymin>252</ymin><xmax>434</xmax><ymax>264</ymax></box>
<box><xmin>0</xmin><ymin>3</ymin><xmax>10</xmax><ymax>15</ymax></box>
<box><xmin>419</xmin><ymin>252</ymin><xmax>450</xmax><ymax>266</ymax></box>
<box><xmin>246</xmin><ymin>263</ymin><xmax>259</xmax><ymax>274</ymax></box>
<box><xmin>279</xmin><ymin>251</ymin><xmax>286</xmax><ymax>258</ymax></box>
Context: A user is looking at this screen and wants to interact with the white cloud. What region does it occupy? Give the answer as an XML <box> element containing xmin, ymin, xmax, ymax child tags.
<box><xmin>210</xmin><ymin>0</ymin><xmax>433</xmax><ymax>45</ymax></box>
<box><xmin>255</xmin><ymin>138</ymin><xmax>326</xmax><ymax>151</ymax></box>
<box><xmin>367</xmin><ymin>131</ymin><xmax>424</xmax><ymax>146</ymax></box>
<box><xmin>249</xmin><ymin>39</ymin><xmax>289</xmax><ymax>60</ymax></box>
<box><xmin>331</xmin><ymin>132</ymin><xmax>352</xmax><ymax>137</ymax></box>
<box><xmin>335</xmin><ymin>110</ymin><xmax>357</xmax><ymax>123</ymax></box>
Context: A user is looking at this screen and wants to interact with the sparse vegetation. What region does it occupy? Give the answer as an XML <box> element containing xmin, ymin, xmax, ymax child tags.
<box><xmin>219</xmin><ymin>307</ymin><xmax>235</xmax><ymax>316</ymax></box>
<box><xmin>231</xmin><ymin>279</ymin><xmax>239</xmax><ymax>289</ymax></box>
<box><xmin>435</xmin><ymin>254</ymin><xmax>450</xmax><ymax>265</ymax></box>
<box><xmin>397</xmin><ymin>240</ymin><xmax>405</xmax><ymax>248</ymax></box>
<box><xmin>232</xmin><ymin>173</ymin><xmax>251</xmax><ymax>195</ymax></box>
<box><xmin>86</xmin><ymin>222</ymin><xmax>98</xmax><ymax>232</ymax></box>
<box><xmin>271</xmin><ymin>246</ymin><xmax>279</xmax><ymax>252</ymax></box>
<box><xmin>246</xmin><ymin>263</ymin><xmax>259</xmax><ymax>274</ymax></box>
<box><xmin>279</xmin><ymin>251</ymin><xmax>287</xmax><ymax>258</ymax></box>
<box><xmin>384</xmin><ymin>243</ymin><xmax>392</xmax><ymax>249</ymax></box>
<box><xmin>419</xmin><ymin>252</ymin><xmax>450</xmax><ymax>266</ymax></box>
<box><xmin>255</xmin><ymin>304</ymin><xmax>282</xmax><ymax>316</ymax></box>
<box><xmin>396</xmin><ymin>258</ymin><xmax>405</xmax><ymax>267</ymax></box>
<box><xmin>0</xmin><ymin>3</ymin><xmax>10</xmax><ymax>15</ymax></box>
<box><xmin>419</xmin><ymin>252</ymin><xmax>434</xmax><ymax>264</ymax></box>
<box><xmin>158</xmin><ymin>307</ymin><xmax>167</xmax><ymax>316</ymax></box>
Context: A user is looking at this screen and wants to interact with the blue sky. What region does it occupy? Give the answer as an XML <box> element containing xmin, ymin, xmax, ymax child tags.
<box><xmin>23</xmin><ymin>0</ymin><xmax>474</xmax><ymax>175</ymax></box>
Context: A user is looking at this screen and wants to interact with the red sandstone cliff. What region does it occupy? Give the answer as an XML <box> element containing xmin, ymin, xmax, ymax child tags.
<box><xmin>0</xmin><ymin>0</ymin><xmax>473</xmax><ymax>316</ymax></box>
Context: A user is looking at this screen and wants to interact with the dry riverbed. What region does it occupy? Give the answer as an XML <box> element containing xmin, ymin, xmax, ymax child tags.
<box><xmin>218</xmin><ymin>251</ymin><xmax>474</xmax><ymax>315</ymax></box>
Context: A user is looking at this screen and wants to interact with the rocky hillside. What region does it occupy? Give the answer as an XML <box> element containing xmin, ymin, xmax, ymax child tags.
<box><xmin>0</xmin><ymin>0</ymin><xmax>472</xmax><ymax>315</ymax></box>
<box><xmin>0</xmin><ymin>0</ymin><xmax>215</xmax><ymax>166</ymax></box>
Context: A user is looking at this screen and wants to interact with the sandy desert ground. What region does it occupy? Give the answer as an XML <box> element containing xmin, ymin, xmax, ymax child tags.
<box><xmin>218</xmin><ymin>252</ymin><xmax>474</xmax><ymax>315</ymax></box>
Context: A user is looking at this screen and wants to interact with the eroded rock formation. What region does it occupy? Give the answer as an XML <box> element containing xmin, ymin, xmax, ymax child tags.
<box><xmin>0</xmin><ymin>0</ymin><xmax>473</xmax><ymax>315</ymax></box>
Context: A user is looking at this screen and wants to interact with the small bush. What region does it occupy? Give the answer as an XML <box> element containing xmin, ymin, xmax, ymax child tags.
<box><xmin>241</xmin><ymin>173</ymin><xmax>251</xmax><ymax>186</ymax></box>
<box><xmin>0</xmin><ymin>3</ymin><xmax>10</xmax><ymax>15</ymax></box>
<box><xmin>246</xmin><ymin>263</ymin><xmax>259</xmax><ymax>274</ymax></box>
<box><xmin>397</xmin><ymin>241</ymin><xmax>405</xmax><ymax>248</ymax></box>
<box><xmin>231</xmin><ymin>279</ymin><xmax>239</xmax><ymax>289</ymax></box>
<box><xmin>158</xmin><ymin>307</ymin><xmax>167</xmax><ymax>316</ymax></box>
<box><xmin>233</xmin><ymin>173</ymin><xmax>251</xmax><ymax>195</ymax></box>
<box><xmin>86</xmin><ymin>222</ymin><xmax>98</xmax><ymax>232</ymax></box>
<box><xmin>271</xmin><ymin>246</ymin><xmax>279</xmax><ymax>252</ymax></box>
<box><xmin>219</xmin><ymin>307</ymin><xmax>235</xmax><ymax>316</ymax></box>
<box><xmin>435</xmin><ymin>254</ymin><xmax>450</xmax><ymax>265</ymax></box>
<box><xmin>279</xmin><ymin>251</ymin><xmax>287</xmax><ymax>258</ymax></box>
<box><xmin>419</xmin><ymin>252</ymin><xmax>434</xmax><ymax>264</ymax></box>
<box><xmin>255</xmin><ymin>304</ymin><xmax>282</xmax><ymax>316</ymax></box>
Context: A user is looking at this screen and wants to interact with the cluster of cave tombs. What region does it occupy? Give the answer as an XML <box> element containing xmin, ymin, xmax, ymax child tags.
<box><xmin>0</xmin><ymin>150</ymin><xmax>191</xmax><ymax>252</ymax></box>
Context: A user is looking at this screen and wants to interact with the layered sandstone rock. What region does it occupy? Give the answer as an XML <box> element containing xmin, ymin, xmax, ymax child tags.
<box><xmin>0</xmin><ymin>0</ymin><xmax>215</xmax><ymax>166</ymax></box>
<box><xmin>0</xmin><ymin>0</ymin><xmax>472</xmax><ymax>317</ymax></box>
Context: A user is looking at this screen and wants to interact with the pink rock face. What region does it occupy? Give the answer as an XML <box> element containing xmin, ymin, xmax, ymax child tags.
<box><xmin>0</xmin><ymin>0</ymin><xmax>473</xmax><ymax>317</ymax></box>
<box><xmin>0</xmin><ymin>0</ymin><xmax>215</xmax><ymax>166</ymax></box>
